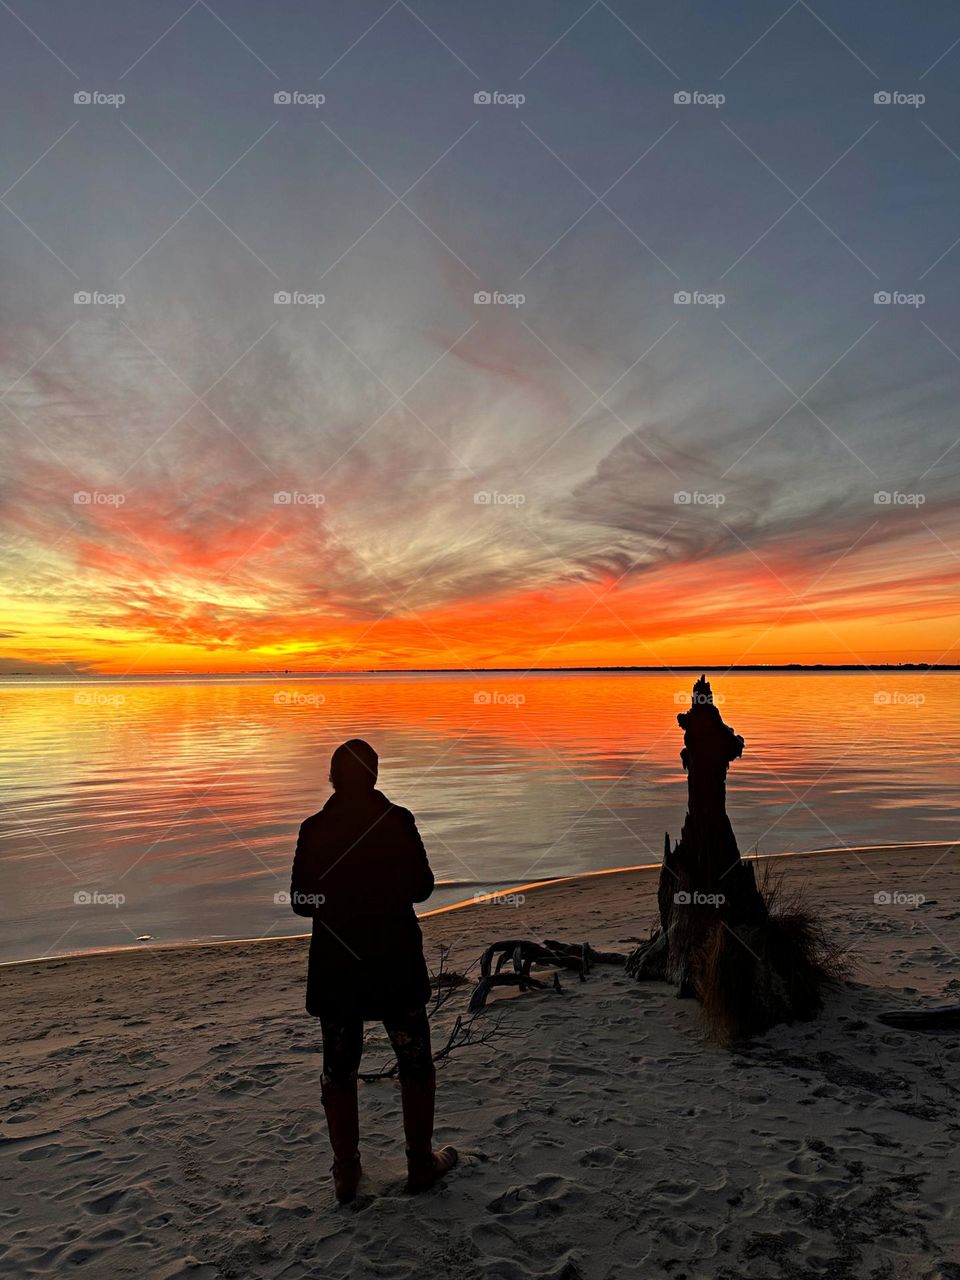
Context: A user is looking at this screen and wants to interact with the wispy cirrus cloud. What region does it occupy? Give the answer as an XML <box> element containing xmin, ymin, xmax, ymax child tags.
<box><xmin>2</xmin><ymin>0</ymin><xmax>960</xmax><ymax>670</ymax></box>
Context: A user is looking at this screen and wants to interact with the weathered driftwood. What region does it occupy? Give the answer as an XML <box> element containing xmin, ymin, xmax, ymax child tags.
<box><xmin>469</xmin><ymin>970</ymin><xmax>563</xmax><ymax>1013</ymax></box>
<box><xmin>481</xmin><ymin>939</ymin><xmax>585</xmax><ymax>979</ymax></box>
<box><xmin>469</xmin><ymin>938</ymin><xmax>626</xmax><ymax>1011</ymax></box>
<box><xmin>543</xmin><ymin>940</ymin><xmax>628</xmax><ymax>969</ymax></box>
<box><xmin>878</xmin><ymin>1005</ymin><xmax>960</xmax><ymax>1030</ymax></box>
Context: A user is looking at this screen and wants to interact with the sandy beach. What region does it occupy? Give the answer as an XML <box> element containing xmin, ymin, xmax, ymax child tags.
<box><xmin>2</xmin><ymin>844</ymin><xmax>960</xmax><ymax>1280</ymax></box>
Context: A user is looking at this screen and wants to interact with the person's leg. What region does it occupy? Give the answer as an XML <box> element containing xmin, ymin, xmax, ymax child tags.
<box><xmin>320</xmin><ymin>1017</ymin><xmax>364</xmax><ymax>1203</ymax></box>
<box><xmin>383</xmin><ymin>1008</ymin><xmax>458</xmax><ymax>1192</ymax></box>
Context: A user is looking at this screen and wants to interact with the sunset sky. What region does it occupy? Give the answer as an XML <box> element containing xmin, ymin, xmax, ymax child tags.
<box><xmin>2</xmin><ymin>0</ymin><xmax>960</xmax><ymax>674</ymax></box>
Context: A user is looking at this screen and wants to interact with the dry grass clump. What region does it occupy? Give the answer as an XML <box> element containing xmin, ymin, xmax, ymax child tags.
<box><xmin>698</xmin><ymin>863</ymin><xmax>847</xmax><ymax>1043</ymax></box>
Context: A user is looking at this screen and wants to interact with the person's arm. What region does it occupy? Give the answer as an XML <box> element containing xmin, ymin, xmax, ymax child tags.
<box><xmin>289</xmin><ymin>817</ymin><xmax>325</xmax><ymax>917</ymax></box>
<box><xmin>398</xmin><ymin>808</ymin><xmax>435</xmax><ymax>903</ymax></box>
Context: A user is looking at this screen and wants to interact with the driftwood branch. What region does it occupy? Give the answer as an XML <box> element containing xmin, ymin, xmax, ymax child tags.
<box><xmin>358</xmin><ymin>937</ymin><xmax>625</xmax><ymax>1080</ymax></box>
<box><xmin>429</xmin><ymin>944</ymin><xmax>472</xmax><ymax>1015</ymax></box>
<box><xmin>878</xmin><ymin>1006</ymin><xmax>960</xmax><ymax>1030</ymax></box>
<box><xmin>358</xmin><ymin>946</ymin><xmax>494</xmax><ymax>1081</ymax></box>
<box><xmin>469</xmin><ymin>937</ymin><xmax>626</xmax><ymax>1011</ymax></box>
<box><xmin>358</xmin><ymin>1001</ymin><xmax>510</xmax><ymax>1081</ymax></box>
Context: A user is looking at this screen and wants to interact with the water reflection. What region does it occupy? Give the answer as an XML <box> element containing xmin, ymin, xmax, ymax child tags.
<box><xmin>1</xmin><ymin>672</ymin><xmax>957</xmax><ymax>962</ymax></box>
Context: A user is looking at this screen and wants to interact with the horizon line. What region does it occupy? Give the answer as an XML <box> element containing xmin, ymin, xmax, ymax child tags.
<box><xmin>2</xmin><ymin>661</ymin><xmax>959</xmax><ymax>681</ymax></box>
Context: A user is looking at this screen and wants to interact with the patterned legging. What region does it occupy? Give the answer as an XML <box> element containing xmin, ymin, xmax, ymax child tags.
<box><xmin>321</xmin><ymin>1007</ymin><xmax>434</xmax><ymax>1084</ymax></box>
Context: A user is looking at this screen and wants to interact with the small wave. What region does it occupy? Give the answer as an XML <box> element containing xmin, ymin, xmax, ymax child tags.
<box><xmin>434</xmin><ymin>877</ymin><xmax>563</xmax><ymax>889</ymax></box>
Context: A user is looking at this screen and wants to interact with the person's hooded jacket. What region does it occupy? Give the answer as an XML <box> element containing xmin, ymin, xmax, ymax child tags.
<box><xmin>290</xmin><ymin>788</ymin><xmax>434</xmax><ymax>1018</ymax></box>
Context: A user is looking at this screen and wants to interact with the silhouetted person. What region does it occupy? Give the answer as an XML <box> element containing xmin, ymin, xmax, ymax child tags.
<box><xmin>290</xmin><ymin>738</ymin><xmax>457</xmax><ymax>1202</ymax></box>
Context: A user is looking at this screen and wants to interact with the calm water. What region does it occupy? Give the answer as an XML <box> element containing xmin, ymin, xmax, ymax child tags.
<box><xmin>1</xmin><ymin>672</ymin><xmax>958</xmax><ymax>964</ymax></box>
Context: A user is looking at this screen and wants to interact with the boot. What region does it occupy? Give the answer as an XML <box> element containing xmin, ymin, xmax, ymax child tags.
<box><xmin>400</xmin><ymin>1070</ymin><xmax>458</xmax><ymax>1193</ymax></box>
<box><xmin>321</xmin><ymin>1075</ymin><xmax>361</xmax><ymax>1203</ymax></box>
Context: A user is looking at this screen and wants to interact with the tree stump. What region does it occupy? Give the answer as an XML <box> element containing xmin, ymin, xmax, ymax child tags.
<box><xmin>627</xmin><ymin>674</ymin><xmax>766</xmax><ymax>991</ymax></box>
<box><xmin>627</xmin><ymin>675</ymin><xmax>833</xmax><ymax>1038</ymax></box>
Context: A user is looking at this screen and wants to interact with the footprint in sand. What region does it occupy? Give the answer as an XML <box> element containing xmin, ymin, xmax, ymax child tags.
<box><xmin>486</xmin><ymin>1174</ymin><xmax>586</xmax><ymax>1219</ymax></box>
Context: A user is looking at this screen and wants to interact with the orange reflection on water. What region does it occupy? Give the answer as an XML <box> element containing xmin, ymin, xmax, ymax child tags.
<box><xmin>1</xmin><ymin>671</ymin><xmax>958</xmax><ymax>962</ymax></box>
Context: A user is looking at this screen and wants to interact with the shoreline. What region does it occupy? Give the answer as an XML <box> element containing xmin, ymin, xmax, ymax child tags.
<box><xmin>4</xmin><ymin>839</ymin><xmax>956</xmax><ymax>972</ymax></box>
